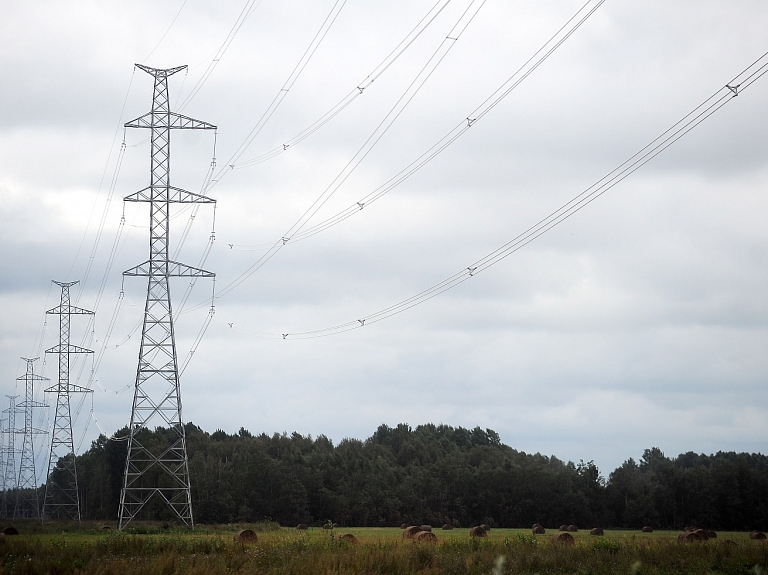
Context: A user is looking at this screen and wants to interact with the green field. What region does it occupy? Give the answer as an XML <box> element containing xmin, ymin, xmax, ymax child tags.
<box><xmin>1</xmin><ymin>522</ymin><xmax>766</xmax><ymax>574</ymax></box>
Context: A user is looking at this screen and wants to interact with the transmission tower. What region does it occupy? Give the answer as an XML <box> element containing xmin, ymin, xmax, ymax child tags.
<box><xmin>1</xmin><ymin>397</ymin><xmax>20</xmax><ymax>519</ymax></box>
<box><xmin>118</xmin><ymin>64</ymin><xmax>216</xmax><ymax>530</ymax></box>
<box><xmin>42</xmin><ymin>280</ymin><xmax>94</xmax><ymax>522</ymax></box>
<box><xmin>15</xmin><ymin>358</ymin><xmax>49</xmax><ymax>519</ymax></box>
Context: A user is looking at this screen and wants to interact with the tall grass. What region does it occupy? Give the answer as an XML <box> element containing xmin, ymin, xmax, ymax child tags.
<box><xmin>1</xmin><ymin>527</ymin><xmax>766</xmax><ymax>574</ymax></box>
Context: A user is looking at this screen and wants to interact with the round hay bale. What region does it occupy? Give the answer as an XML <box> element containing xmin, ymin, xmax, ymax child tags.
<box><xmin>322</xmin><ymin>524</ymin><xmax>332</xmax><ymax>530</ymax></box>
<box><xmin>233</xmin><ymin>529</ymin><xmax>257</xmax><ymax>543</ymax></box>
<box><xmin>706</xmin><ymin>530</ymin><xmax>716</xmax><ymax>539</ymax></box>
<box><xmin>589</xmin><ymin>528</ymin><xmax>604</xmax><ymax>536</ymax></box>
<box><xmin>567</xmin><ymin>525</ymin><xmax>578</xmax><ymax>532</ymax></box>
<box><xmin>469</xmin><ymin>526</ymin><xmax>487</xmax><ymax>538</ymax></box>
<box><xmin>100</xmin><ymin>525</ymin><xmax>112</xmax><ymax>530</ymax></box>
<box><xmin>296</xmin><ymin>523</ymin><xmax>309</xmax><ymax>530</ymax></box>
<box><xmin>749</xmin><ymin>531</ymin><xmax>767</xmax><ymax>540</ymax></box>
<box><xmin>480</xmin><ymin>524</ymin><xmax>491</xmax><ymax>531</ymax></box>
<box><xmin>1</xmin><ymin>527</ymin><xmax>18</xmax><ymax>536</ymax></box>
<box><xmin>339</xmin><ymin>533</ymin><xmax>359</xmax><ymax>545</ymax></box>
<box><xmin>693</xmin><ymin>529</ymin><xmax>709</xmax><ymax>541</ymax></box>
<box><xmin>641</xmin><ymin>526</ymin><xmax>653</xmax><ymax>533</ymax></box>
<box><xmin>678</xmin><ymin>531</ymin><xmax>702</xmax><ymax>543</ymax></box>
<box><xmin>442</xmin><ymin>524</ymin><xmax>454</xmax><ymax>530</ymax></box>
<box><xmin>414</xmin><ymin>531</ymin><xmax>438</xmax><ymax>544</ymax></box>
<box><xmin>400</xmin><ymin>523</ymin><xmax>408</xmax><ymax>529</ymax></box>
<box><xmin>403</xmin><ymin>526</ymin><xmax>421</xmax><ymax>539</ymax></box>
<box><xmin>532</xmin><ymin>523</ymin><xmax>542</xmax><ymax>530</ymax></box>
<box><xmin>532</xmin><ymin>526</ymin><xmax>546</xmax><ymax>535</ymax></box>
<box><xmin>420</xmin><ymin>525</ymin><xmax>432</xmax><ymax>532</ymax></box>
<box><xmin>558</xmin><ymin>525</ymin><xmax>568</xmax><ymax>531</ymax></box>
<box><xmin>551</xmin><ymin>532</ymin><xmax>575</xmax><ymax>545</ymax></box>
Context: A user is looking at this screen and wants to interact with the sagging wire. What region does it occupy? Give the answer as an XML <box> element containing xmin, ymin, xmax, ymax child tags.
<box><xmin>208</xmin><ymin>0</ymin><xmax>489</xmax><ymax>303</ymax></box>
<box><xmin>224</xmin><ymin>51</ymin><xmax>768</xmax><ymax>340</ymax></box>
<box><xmin>229</xmin><ymin>0</ymin><xmax>454</xmax><ymax>170</ymax></box>
<box><xmin>209</xmin><ymin>0</ymin><xmax>349</xmax><ymax>183</ymax></box>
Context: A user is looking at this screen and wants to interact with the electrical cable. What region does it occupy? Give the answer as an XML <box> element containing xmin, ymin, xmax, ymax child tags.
<box><xmin>65</xmin><ymin>69</ymin><xmax>135</xmax><ymax>284</ymax></box>
<box><xmin>289</xmin><ymin>0</ymin><xmax>606</xmax><ymax>244</ymax></box>
<box><xmin>143</xmin><ymin>0</ymin><xmax>190</xmax><ymax>64</ymax></box>
<box><xmin>223</xmin><ymin>52</ymin><xmax>768</xmax><ymax>340</ymax></box>
<box><xmin>207</xmin><ymin>0</ymin><xmax>488</xmax><ymax>303</ymax></box>
<box><xmin>226</xmin><ymin>0</ymin><xmax>454</xmax><ymax>170</ymax></box>
<box><xmin>208</xmin><ymin>0</ymin><xmax>350</xmax><ymax>182</ymax></box>
<box><xmin>176</xmin><ymin>0</ymin><xmax>264</xmax><ymax>111</ymax></box>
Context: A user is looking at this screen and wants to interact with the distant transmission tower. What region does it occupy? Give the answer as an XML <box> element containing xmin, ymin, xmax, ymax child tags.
<box><xmin>118</xmin><ymin>64</ymin><xmax>216</xmax><ymax>530</ymax></box>
<box><xmin>1</xmin><ymin>396</ymin><xmax>20</xmax><ymax>519</ymax></box>
<box><xmin>42</xmin><ymin>280</ymin><xmax>94</xmax><ymax>522</ymax></box>
<box><xmin>15</xmin><ymin>358</ymin><xmax>49</xmax><ymax>519</ymax></box>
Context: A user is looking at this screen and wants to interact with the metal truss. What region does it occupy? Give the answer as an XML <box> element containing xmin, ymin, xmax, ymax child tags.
<box><xmin>15</xmin><ymin>358</ymin><xmax>48</xmax><ymax>519</ymax></box>
<box><xmin>42</xmin><ymin>281</ymin><xmax>94</xmax><ymax>522</ymax></box>
<box><xmin>118</xmin><ymin>64</ymin><xmax>216</xmax><ymax>530</ymax></box>
<box><xmin>1</xmin><ymin>396</ymin><xmax>20</xmax><ymax>519</ymax></box>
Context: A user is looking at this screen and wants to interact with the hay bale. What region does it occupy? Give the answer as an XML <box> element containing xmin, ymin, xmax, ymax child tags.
<box><xmin>678</xmin><ymin>531</ymin><xmax>702</xmax><ymax>543</ymax></box>
<box><xmin>339</xmin><ymin>533</ymin><xmax>359</xmax><ymax>544</ymax></box>
<box><xmin>551</xmin><ymin>532</ymin><xmax>575</xmax><ymax>545</ymax></box>
<box><xmin>750</xmin><ymin>531</ymin><xmax>767</xmax><ymax>540</ymax></box>
<box><xmin>641</xmin><ymin>526</ymin><xmax>653</xmax><ymax>533</ymax></box>
<box><xmin>706</xmin><ymin>530</ymin><xmax>717</xmax><ymax>539</ymax></box>
<box><xmin>323</xmin><ymin>524</ymin><xmax>332</xmax><ymax>530</ymax></box>
<box><xmin>403</xmin><ymin>526</ymin><xmax>421</xmax><ymax>539</ymax></box>
<box><xmin>532</xmin><ymin>526</ymin><xmax>546</xmax><ymax>535</ymax></box>
<box><xmin>589</xmin><ymin>528</ymin><xmax>604</xmax><ymax>536</ymax></box>
<box><xmin>558</xmin><ymin>525</ymin><xmax>568</xmax><ymax>531</ymax></box>
<box><xmin>233</xmin><ymin>529</ymin><xmax>257</xmax><ymax>543</ymax></box>
<box><xmin>693</xmin><ymin>529</ymin><xmax>709</xmax><ymax>541</ymax></box>
<box><xmin>1</xmin><ymin>527</ymin><xmax>18</xmax><ymax>536</ymax></box>
<box><xmin>100</xmin><ymin>525</ymin><xmax>112</xmax><ymax>530</ymax></box>
<box><xmin>414</xmin><ymin>531</ymin><xmax>438</xmax><ymax>544</ymax></box>
<box><xmin>567</xmin><ymin>525</ymin><xmax>578</xmax><ymax>532</ymax></box>
<box><xmin>480</xmin><ymin>524</ymin><xmax>491</xmax><ymax>531</ymax></box>
<box><xmin>332</xmin><ymin>523</ymin><xmax>339</xmax><ymax>528</ymax></box>
<box><xmin>296</xmin><ymin>523</ymin><xmax>309</xmax><ymax>530</ymax></box>
<box><xmin>400</xmin><ymin>523</ymin><xmax>408</xmax><ymax>529</ymax></box>
<box><xmin>532</xmin><ymin>523</ymin><xmax>542</xmax><ymax>530</ymax></box>
<box><xmin>442</xmin><ymin>524</ymin><xmax>454</xmax><ymax>530</ymax></box>
<box><xmin>420</xmin><ymin>525</ymin><xmax>432</xmax><ymax>532</ymax></box>
<box><xmin>469</xmin><ymin>526</ymin><xmax>487</xmax><ymax>538</ymax></box>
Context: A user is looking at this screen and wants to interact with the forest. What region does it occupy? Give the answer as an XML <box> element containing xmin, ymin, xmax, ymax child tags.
<box><xmin>60</xmin><ymin>423</ymin><xmax>768</xmax><ymax>529</ymax></box>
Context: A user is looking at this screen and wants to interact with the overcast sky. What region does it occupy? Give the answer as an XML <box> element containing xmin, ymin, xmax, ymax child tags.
<box><xmin>1</xmin><ymin>0</ymin><xmax>767</xmax><ymax>481</ymax></box>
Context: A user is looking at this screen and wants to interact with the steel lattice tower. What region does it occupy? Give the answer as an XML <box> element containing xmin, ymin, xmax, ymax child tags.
<box><xmin>118</xmin><ymin>64</ymin><xmax>216</xmax><ymax>529</ymax></box>
<box><xmin>42</xmin><ymin>280</ymin><xmax>94</xmax><ymax>522</ymax></box>
<box><xmin>15</xmin><ymin>358</ymin><xmax>49</xmax><ymax>519</ymax></box>
<box><xmin>1</xmin><ymin>396</ymin><xmax>20</xmax><ymax>518</ymax></box>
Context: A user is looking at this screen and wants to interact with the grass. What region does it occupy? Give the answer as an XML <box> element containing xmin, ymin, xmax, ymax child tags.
<box><xmin>0</xmin><ymin>523</ymin><xmax>766</xmax><ymax>574</ymax></box>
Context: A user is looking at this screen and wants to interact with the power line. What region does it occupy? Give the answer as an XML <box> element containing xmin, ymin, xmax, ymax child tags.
<box><xmin>226</xmin><ymin>0</ymin><xmax>454</xmax><ymax>170</ymax></box>
<box><xmin>223</xmin><ymin>51</ymin><xmax>768</xmax><ymax>340</ymax></box>
<box><xmin>210</xmin><ymin>0</ymin><xmax>489</xmax><ymax>301</ymax></box>
<box><xmin>209</xmin><ymin>0</ymin><xmax>349</xmax><ymax>178</ymax></box>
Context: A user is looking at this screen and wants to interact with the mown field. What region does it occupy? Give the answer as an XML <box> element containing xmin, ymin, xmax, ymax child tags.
<box><xmin>0</xmin><ymin>522</ymin><xmax>766</xmax><ymax>574</ymax></box>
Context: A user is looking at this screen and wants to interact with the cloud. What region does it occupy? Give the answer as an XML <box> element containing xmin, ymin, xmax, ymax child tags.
<box><xmin>1</xmin><ymin>0</ymin><xmax>767</xmax><ymax>476</ymax></box>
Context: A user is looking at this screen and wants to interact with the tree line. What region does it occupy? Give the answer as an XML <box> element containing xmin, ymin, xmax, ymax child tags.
<box><xmin>64</xmin><ymin>423</ymin><xmax>768</xmax><ymax>529</ymax></box>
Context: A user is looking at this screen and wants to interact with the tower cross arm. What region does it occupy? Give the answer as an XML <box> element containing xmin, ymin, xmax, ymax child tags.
<box><xmin>45</xmin><ymin>344</ymin><xmax>94</xmax><ymax>355</ymax></box>
<box><xmin>15</xmin><ymin>374</ymin><xmax>49</xmax><ymax>382</ymax></box>
<box><xmin>44</xmin><ymin>383</ymin><xmax>93</xmax><ymax>394</ymax></box>
<box><xmin>125</xmin><ymin>112</ymin><xmax>216</xmax><ymax>130</ymax></box>
<box><xmin>135</xmin><ymin>63</ymin><xmax>187</xmax><ymax>77</ymax></box>
<box><xmin>124</xmin><ymin>186</ymin><xmax>216</xmax><ymax>204</ymax></box>
<box><xmin>46</xmin><ymin>305</ymin><xmax>94</xmax><ymax>315</ymax></box>
<box><xmin>123</xmin><ymin>261</ymin><xmax>215</xmax><ymax>278</ymax></box>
